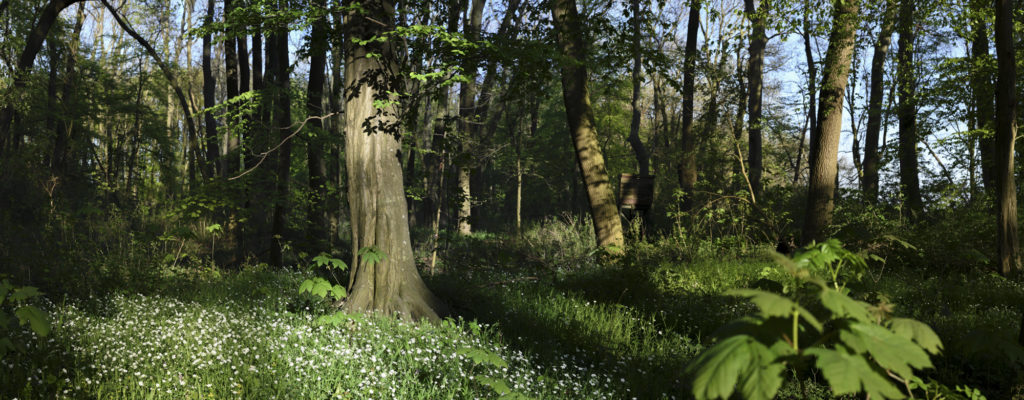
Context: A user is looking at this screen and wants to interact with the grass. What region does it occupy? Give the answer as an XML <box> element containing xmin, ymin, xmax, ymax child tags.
<box><xmin>3</xmin><ymin>218</ymin><xmax>1024</xmax><ymax>399</ymax></box>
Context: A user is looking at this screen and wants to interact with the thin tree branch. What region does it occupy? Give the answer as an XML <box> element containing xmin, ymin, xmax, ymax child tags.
<box><xmin>228</xmin><ymin>112</ymin><xmax>339</xmax><ymax>181</ymax></box>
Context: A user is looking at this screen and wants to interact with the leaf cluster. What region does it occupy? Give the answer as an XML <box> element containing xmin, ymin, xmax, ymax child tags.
<box><xmin>0</xmin><ymin>278</ymin><xmax>50</xmax><ymax>361</ymax></box>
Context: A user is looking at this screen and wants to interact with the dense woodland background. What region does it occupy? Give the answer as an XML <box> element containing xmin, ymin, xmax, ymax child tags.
<box><xmin>2</xmin><ymin>0</ymin><xmax>1024</xmax><ymax>398</ymax></box>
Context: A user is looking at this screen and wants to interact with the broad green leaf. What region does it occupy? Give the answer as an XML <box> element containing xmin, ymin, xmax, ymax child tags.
<box><xmin>736</xmin><ymin>340</ymin><xmax>786</xmax><ymax>400</ymax></box>
<box><xmin>9</xmin><ymin>286</ymin><xmax>41</xmax><ymax>302</ymax></box>
<box><xmin>14</xmin><ymin>305</ymin><xmax>50</xmax><ymax>337</ymax></box>
<box><xmin>840</xmin><ymin>321</ymin><xmax>932</xmax><ymax>378</ymax></box>
<box><xmin>820</xmin><ymin>290</ymin><xmax>872</xmax><ymax>322</ymax></box>
<box><xmin>299</xmin><ymin>279</ymin><xmax>315</xmax><ymax>294</ymax></box>
<box><xmin>805</xmin><ymin>348</ymin><xmax>904</xmax><ymax>399</ymax></box>
<box><xmin>476</xmin><ymin>375</ymin><xmax>512</xmax><ymax>395</ymax></box>
<box><xmin>0</xmin><ymin>281</ymin><xmax>11</xmax><ymax>307</ymax></box>
<box><xmin>888</xmin><ymin>318</ymin><xmax>943</xmax><ymax>355</ymax></box>
<box><xmin>358</xmin><ymin>246</ymin><xmax>388</xmax><ymax>266</ymax></box>
<box><xmin>727</xmin><ymin>289</ymin><xmax>822</xmax><ymax>332</ymax></box>
<box><xmin>687</xmin><ymin>334</ymin><xmax>763</xmax><ymax>400</ymax></box>
<box><xmin>311</xmin><ymin>279</ymin><xmax>332</xmax><ymax>298</ymax></box>
<box><xmin>329</xmin><ymin>284</ymin><xmax>347</xmax><ymax>300</ymax></box>
<box><xmin>458</xmin><ymin>347</ymin><xmax>508</xmax><ymax>368</ymax></box>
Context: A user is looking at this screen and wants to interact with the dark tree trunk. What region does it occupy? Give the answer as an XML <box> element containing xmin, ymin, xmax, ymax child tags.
<box><xmin>862</xmin><ymin>0</ymin><xmax>896</xmax><ymax>202</ymax></box>
<box><xmin>551</xmin><ymin>0</ymin><xmax>624</xmax><ymax>250</ymax></box>
<box><xmin>455</xmin><ymin>0</ymin><xmax>485</xmax><ymax>235</ymax></box>
<box><xmin>794</xmin><ymin>1</ymin><xmax>815</xmax><ymax>186</ymax></box>
<box><xmin>993</xmin><ymin>0</ymin><xmax>1019</xmax><ymax>277</ymax></box>
<box><xmin>52</xmin><ymin>4</ymin><xmax>85</xmax><ymax>177</ymax></box>
<box><xmin>342</xmin><ymin>0</ymin><xmax>448</xmax><ymax>321</ymax></box>
<box><xmin>744</xmin><ymin>0</ymin><xmax>767</xmax><ymax>200</ymax></box>
<box><xmin>802</xmin><ymin>0</ymin><xmax>860</xmax><ymax>244</ymax></box>
<box><xmin>202</xmin><ymin>0</ymin><xmax>219</xmax><ymax>178</ymax></box>
<box><xmin>896</xmin><ymin>0</ymin><xmax>921</xmax><ymax>215</ymax></box>
<box><xmin>269</xmin><ymin>28</ymin><xmax>293</xmax><ymax>267</ymax></box>
<box><xmin>223</xmin><ymin>0</ymin><xmax>240</xmax><ymax>177</ymax></box>
<box><xmin>971</xmin><ymin>0</ymin><xmax>995</xmax><ymax>193</ymax></box>
<box><xmin>678</xmin><ymin>0</ymin><xmax>700</xmax><ymax>210</ymax></box>
<box><xmin>627</xmin><ymin>0</ymin><xmax>650</xmax><ymax>177</ymax></box>
<box><xmin>306</xmin><ymin>0</ymin><xmax>329</xmax><ymax>252</ymax></box>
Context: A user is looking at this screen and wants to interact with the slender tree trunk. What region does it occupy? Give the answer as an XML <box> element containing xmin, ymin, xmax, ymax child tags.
<box><xmin>678</xmin><ymin>0</ymin><xmax>700</xmax><ymax>209</ymax></box>
<box><xmin>306</xmin><ymin>0</ymin><xmax>330</xmax><ymax>251</ymax></box>
<box><xmin>202</xmin><ymin>0</ymin><xmax>219</xmax><ymax>178</ymax></box>
<box><xmin>551</xmin><ymin>0</ymin><xmax>624</xmax><ymax>251</ymax></box>
<box><xmin>794</xmin><ymin>3</ymin><xmax>815</xmax><ymax>186</ymax></box>
<box><xmin>732</xmin><ymin>40</ymin><xmax>747</xmax><ymax>186</ymax></box>
<box><xmin>896</xmin><ymin>0</ymin><xmax>921</xmax><ymax>215</ymax></box>
<box><xmin>627</xmin><ymin>0</ymin><xmax>650</xmax><ymax>177</ymax></box>
<box><xmin>993</xmin><ymin>0</ymin><xmax>1019</xmax><ymax>277</ymax></box>
<box><xmin>223</xmin><ymin>0</ymin><xmax>240</xmax><ymax>176</ymax></box>
<box><xmin>455</xmin><ymin>0</ymin><xmax>484</xmax><ymax>235</ymax></box>
<box><xmin>342</xmin><ymin>0</ymin><xmax>448</xmax><ymax>321</ymax></box>
<box><xmin>52</xmin><ymin>3</ymin><xmax>85</xmax><ymax>177</ymax></box>
<box><xmin>863</xmin><ymin>0</ymin><xmax>896</xmax><ymax>202</ymax></box>
<box><xmin>802</xmin><ymin>0</ymin><xmax>860</xmax><ymax>244</ymax></box>
<box><xmin>744</xmin><ymin>0</ymin><xmax>767</xmax><ymax>199</ymax></box>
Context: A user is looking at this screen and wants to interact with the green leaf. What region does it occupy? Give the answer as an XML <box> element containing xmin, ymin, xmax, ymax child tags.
<box><xmin>329</xmin><ymin>284</ymin><xmax>347</xmax><ymax>300</ymax></box>
<box><xmin>476</xmin><ymin>375</ymin><xmax>512</xmax><ymax>395</ymax></box>
<box><xmin>14</xmin><ymin>305</ymin><xmax>50</xmax><ymax>337</ymax></box>
<box><xmin>888</xmin><ymin>318</ymin><xmax>943</xmax><ymax>355</ymax></box>
<box><xmin>727</xmin><ymin>289</ymin><xmax>822</xmax><ymax>332</ymax></box>
<box><xmin>686</xmin><ymin>334</ymin><xmax>782</xmax><ymax>400</ymax></box>
<box><xmin>311</xmin><ymin>279</ymin><xmax>332</xmax><ymax>299</ymax></box>
<box><xmin>806</xmin><ymin>347</ymin><xmax>904</xmax><ymax>399</ymax></box>
<box><xmin>457</xmin><ymin>347</ymin><xmax>508</xmax><ymax>368</ymax></box>
<box><xmin>819</xmin><ymin>290</ymin><xmax>872</xmax><ymax>322</ymax></box>
<box><xmin>840</xmin><ymin>321</ymin><xmax>932</xmax><ymax>378</ymax></box>
<box><xmin>358</xmin><ymin>246</ymin><xmax>388</xmax><ymax>266</ymax></box>
<box><xmin>0</xmin><ymin>281</ymin><xmax>11</xmax><ymax>307</ymax></box>
<box><xmin>9</xmin><ymin>286</ymin><xmax>41</xmax><ymax>302</ymax></box>
<box><xmin>299</xmin><ymin>279</ymin><xmax>315</xmax><ymax>294</ymax></box>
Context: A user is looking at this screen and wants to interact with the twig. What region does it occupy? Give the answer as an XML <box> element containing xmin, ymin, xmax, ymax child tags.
<box><xmin>734</xmin><ymin>140</ymin><xmax>757</xmax><ymax>205</ymax></box>
<box><xmin>228</xmin><ymin>112</ymin><xmax>338</xmax><ymax>181</ymax></box>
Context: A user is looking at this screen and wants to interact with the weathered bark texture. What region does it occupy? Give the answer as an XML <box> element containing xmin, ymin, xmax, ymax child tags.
<box><xmin>342</xmin><ymin>0</ymin><xmax>448</xmax><ymax>321</ymax></box>
<box><xmin>551</xmin><ymin>0</ymin><xmax>625</xmax><ymax>250</ymax></box>
<box><xmin>627</xmin><ymin>0</ymin><xmax>650</xmax><ymax>177</ymax></box>
<box><xmin>678</xmin><ymin>0</ymin><xmax>700</xmax><ymax>209</ymax></box>
<box><xmin>802</xmin><ymin>0</ymin><xmax>860</xmax><ymax>244</ymax></box>
<box><xmin>896</xmin><ymin>0</ymin><xmax>921</xmax><ymax>215</ymax></box>
<box><xmin>993</xmin><ymin>0</ymin><xmax>1020</xmax><ymax>277</ymax></box>
<box><xmin>862</xmin><ymin>0</ymin><xmax>896</xmax><ymax>202</ymax></box>
<box><xmin>744</xmin><ymin>0</ymin><xmax>767</xmax><ymax>200</ymax></box>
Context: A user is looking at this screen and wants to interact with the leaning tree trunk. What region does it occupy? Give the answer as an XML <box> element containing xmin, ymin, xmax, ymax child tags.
<box><xmin>342</xmin><ymin>0</ymin><xmax>448</xmax><ymax>321</ymax></box>
<box><xmin>993</xmin><ymin>0</ymin><xmax>1019</xmax><ymax>277</ymax></box>
<box><xmin>551</xmin><ymin>0</ymin><xmax>624</xmax><ymax>251</ymax></box>
<box><xmin>862</xmin><ymin>0</ymin><xmax>896</xmax><ymax>202</ymax></box>
<box><xmin>678</xmin><ymin>0</ymin><xmax>700</xmax><ymax>210</ymax></box>
<box><xmin>801</xmin><ymin>0</ymin><xmax>860</xmax><ymax>244</ymax></box>
<box><xmin>744</xmin><ymin>0</ymin><xmax>768</xmax><ymax>200</ymax></box>
<box><xmin>896</xmin><ymin>0</ymin><xmax>921</xmax><ymax>215</ymax></box>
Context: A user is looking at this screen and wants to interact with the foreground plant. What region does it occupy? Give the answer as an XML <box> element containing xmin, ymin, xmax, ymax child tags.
<box><xmin>686</xmin><ymin>239</ymin><xmax>944</xmax><ymax>399</ymax></box>
<box><xmin>0</xmin><ymin>278</ymin><xmax>50</xmax><ymax>360</ymax></box>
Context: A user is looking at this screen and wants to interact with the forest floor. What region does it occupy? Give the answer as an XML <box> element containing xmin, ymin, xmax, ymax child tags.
<box><xmin>2</xmin><ymin>224</ymin><xmax>1024</xmax><ymax>399</ymax></box>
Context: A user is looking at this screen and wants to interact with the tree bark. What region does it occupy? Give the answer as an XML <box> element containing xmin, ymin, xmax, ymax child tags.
<box><xmin>971</xmin><ymin>0</ymin><xmax>995</xmax><ymax>193</ymax></box>
<box><xmin>896</xmin><ymin>0</ymin><xmax>921</xmax><ymax>215</ymax></box>
<box><xmin>744</xmin><ymin>0</ymin><xmax>768</xmax><ymax>200</ymax></box>
<box><xmin>862</xmin><ymin>0</ymin><xmax>896</xmax><ymax>202</ymax></box>
<box><xmin>223</xmin><ymin>0</ymin><xmax>240</xmax><ymax>176</ymax></box>
<box><xmin>627</xmin><ymin>0</ymin><xmax>650</xmax><ymax>177</ymax></box>
<box><xmin>794</xmin><ymin>1</ymin><xmax>815</xmax><ymax>186</ymax></box>
<box><xmin>269</xmin><ymin>28</ymin><xmax>293</xmax><ymax>267</ymax></box>
<box><xmin>342</xmin><ymin>0</ymin><xmax>448</xmax><ymax>321</ymax></box>
<box><xmin>993</xmin><ymin>0</ymin><xmax>1019</xmax><ymax>277</ymax></box>
<box><xmin>551</xmin><ymin>0</ymin><xmax>624</xmax><ymax>251</ymax></box>
<box><xmin>678</xmin><ymin>0</ymin><xmax>700</xmax><ymax>209</ymax></box>
<box><xmin>802</xmin><ymin>0</ymin><xmax>860</xmax><ymax>244</ymax></box>
<box><xmin>202</xmin><ymin>0</ymin><xmax>219</xmax><ymax>178</ymax></box>
<box><xmin>306</xmin><ymin>0</ymin><xmax>330</xmax><ymax>251</ymax></box>
<box><xmin>455</xmin><ymin>0</ymin><xmax>485</xmax><ymax>235</ymax></box>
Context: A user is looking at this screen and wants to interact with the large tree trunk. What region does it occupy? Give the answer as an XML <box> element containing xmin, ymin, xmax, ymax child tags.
<box><xmin>455</xmin><ymin>0</ymin><xmax>485</xmax><ymax>236</ymax></box>
<box><xmin>551</xmin><ymin>0</ymin><xmax>624</xmax><ymax>251</ymax></box>
<box><xmin>744</xmin><ymin>0</ymin><xmax>768</xmax><ymax>200</ymax></box>
<box><xmin>862</xmin><ymin>0</ymin><xmax>896</xmax><ymax>202</ymax></box>
<box><xmin>306</xmin><ymin>0</ymin><xmax>329</xmax><ymax>252</ymax></box>
<box><xmin>801</xmin><ymin>0</ymin><xmax>860</xmax><ymax>244</ymax></box>
<box><xmin>269</xmin><ymin>28</ymin><xmax>293</xmax><ymax>267</ymax></box>
<box><xmin>896</xmin><ymin>0</ymin><xmax>921</xmax><ymax>215</ymax></box>
<box><xmin>627</xmin><ymin>0</ymin><xmax>650</xmax><ymax>177</ymax></box>
<box><xmin>678</xmin><ymin>0</ymin><xmax>700</xmax><ymax>210</ymax></box>
<box><xmin>342</xmin><ymin>0</ymin><xmax>447</xmax><ymax>321</ymax></box>
<box><xmin>202</xmin><ymin>0</ymin><xmax>219</xmax><ymax>178</ymax></box>
<box><xmin>993</xmin><ymin>0</ymin><xmax>1019</xmax><ymax>277</ymax></box>
<box><xmin>971</xmin><ymin>0</ymin><xmax>995</xmax><ymax>193</ymax></box>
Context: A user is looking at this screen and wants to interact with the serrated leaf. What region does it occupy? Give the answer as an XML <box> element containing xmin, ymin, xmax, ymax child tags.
<box><xmin>329</xmin><ymin>284</ymin><xmax>347</xmax><ymax>300</ymax></box>
<box><xmin>820</xmin><ymin>290</ymin><xmax>872</xmax><ymax>322</ymax></box>
<box><xmin>299</xmin><ymin>279</ymin><xmax>315</xmax><ymax>294</ymax></box>
<box><xmin>458</xmin><ymin>347</ymin><xmax>508</xmax><ymax>368</ymax></box>
<box><xmin>888</xmin><ymin>318</ymin><xmax>943</xmax><ymax>355</ymax></box>
<box><xmin>311</xmin><ymin>279</ymin><xmax>332</xmax><ymax>299</ymax></box>
<box><xmin>805</xmin><ymin>347</ymin><xmax>904</xmax><ymax>399</ymax></box>
<box><xmin>687</xmin><ymin>334</ymin><xmax>778</xmax><ymax>400</ymax></box>
<box><xmin>840</xmin><ymin>321</ymin><xmax>932</xmax><ymax>378</ymax></box>
<box><xmin>476</xmin><ymin>375</ymin><xmax>512</xmax><ymax>395</ymax></box>
<box><xmin>727</xmin><ymin>289</ymin><xmax>822</xmax><ymax>332</ymax></box>
<box><xmin>358</xmin><ymin>246</ymin><xmax>388</xmax><ymax>266</ymax></box>
<box><xmin>9</xmin><ymin>286</ymin><xmax>41</xmax><ymax>302</ymax></box>
<box><xmin>737</xmin><ymin>340</ymin><xmax>786</xmax><ymax>400</ymax></box>
<box><xmin>14</xmin><ymin>305</ymin><xmax>50</xmax><ymax>337</ymax></box>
